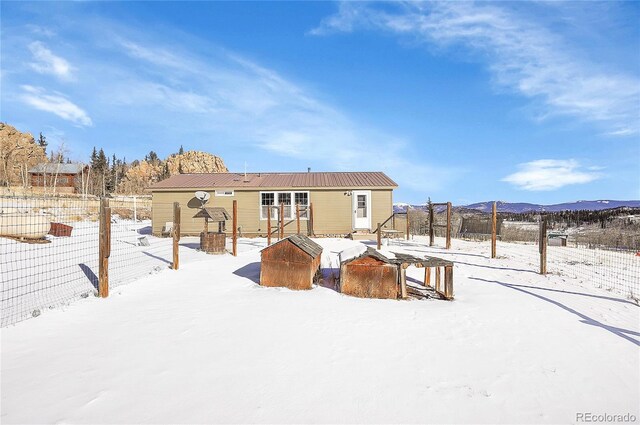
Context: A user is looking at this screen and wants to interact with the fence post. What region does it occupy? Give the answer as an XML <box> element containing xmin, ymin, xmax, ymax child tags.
<box><xmin>232</xmin><ymin>200</ymin><xmax>238</xmax><ymax>256</ymax></box>
<box><xmin>296</xmin><ymin>203</ymin><xmax>301</xmax><ymax>234</ymax></box>
<box><xmin>172</xmin><ymin>202</ymin><xmax>180</xmax><ymax>270</ymax></box>
<box><xmin>279</xmin><ymin>203</ymin><xmax>284</xmax><ymax>240</ymax></box>
<box><xmin>444</xmin><ymin>265</ymin><xmax>453</xmax><ymax>300</ymax></box>
<box><xmin>377</xmin><ymin>222</ymin><xmax>381</xmax><ymax>250</ymax></box>
<box><xmin>539</xmin><ymin>217</ymin><xmax>547</xmax><ymax>275</ymax></box>
<box><xmin>429</xmin><ymin>201</ymin><xmax>434</xmax><ymax>246</ymax></box>
<box><xmin>424</xmin><ymin>267</ymin><xmax>431</xmax><ymax>287</ymax></box>
<box><xmin>309</xmin><ymin>202</ymin><xmax>314</xmax><ymax>236</ymax></box>
<box><xmin>405</xmin><ymin>207</ymin><xmax>410</xmax><ymax>240</ymax></box>
<box><xmin>98</xmin><ymin>198</ymin><xmax>111</xmax><ymax>297</ymax></box>
<box><xmin>446</xmin><ymin>201</ymin><xmax>452</xmax><ymax>249</ymax></box>
<box><xmin>267</xmin><ymin>209</ymin><xmax>271</xmax><ymax>245</ymax></box>
<box><xmin>491</xmin><ymin>201</ymin><xmax>497</xmax><ymax>259</ymax></box>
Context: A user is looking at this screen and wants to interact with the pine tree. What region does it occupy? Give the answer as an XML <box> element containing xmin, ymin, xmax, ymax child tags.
<box><xmin>179</xmin><ymin>145</ymin><xmax>184</xmax><ymax>155</ymax></box>
<box><xmin>38</xmin><ymin>133</ymin><xmax>48</xmax><ymax>155</ymax></box>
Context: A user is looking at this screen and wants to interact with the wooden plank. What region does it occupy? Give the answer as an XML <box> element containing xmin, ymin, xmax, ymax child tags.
<box><xmin>399</xmin><ymin>266</ymin><xmax>407</xmax><ymax>299</ymax></box>
<box><xmin>424</xmin><ymin>266</ymin><xmax>431</xmax><ymax>287</ymax></box>
<box><xmin>377</xmin><ymin>222</ymin><xmax>381</xmax><ymax>250</ymax></box>
<box><xmin>172</xmin><ymin>202</ymin><xmax>180</xmax><ymax>270</ymax></box>
<box><xmin>491</xmin><ymin>201</ymin><xmax>497</xmax><ymax>259</ymax></box>
<box><xmin>98</xmin><ymin>198</ymin><xmax>110</xmax><ymax>298</ymax></box>
<box><xmin>232</xmin><ymin>200</ymin><xmax>238</xmax><ymax>257</ymax></box>
<box><xmin>446</xmin><ymin>201</ymin><xmax>452</xmax><ymax>250</ymax></box>
<box><xmin>539</xmin><ymin>217</ymin><xmax>547</xmax><ymax>275</ymax></box>
<box><xmin>296</xmin><ymin>203</ymin><xmax>300</xmax><ymax>234</ymax></box>
<box><xmin>444</xmin><ymin>265</ymin><xmax>453</xmax><ymax>300</ymax></box>
<box><xmin>435</xmin><ymin>266</ymin><xmax>441</xmax><ymax>293</ymax></box>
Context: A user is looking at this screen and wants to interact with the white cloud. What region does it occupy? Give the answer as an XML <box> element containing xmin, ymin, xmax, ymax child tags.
<box><xmin>20</xmin><ymin>85</ymin><xmax>92</xmax><ymax>126</ymax></box>
<box><xmin>312</xmin><ymin>2</ymin><xmax>640</xmax><ymax>136</ymax></box>
<box><xmin>28</xmin><ymin>41</ymin><xmax>74</xmax><ymax>80</ymax></box>
<box><xmin>502</xmin><ymin>159</ymin><xmax>602</xmax><ymax>191</ymax></box>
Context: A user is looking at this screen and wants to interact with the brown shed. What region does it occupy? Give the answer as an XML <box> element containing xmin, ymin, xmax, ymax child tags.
<box><xmin>339</xmin><ymin>247</ymin><xmax>399</xmax><ymax>299</ymax></box>
<box><xmin>260</xmin><ymin>234</ymin><xmax>322</xmax><ymax>290</ymax></box>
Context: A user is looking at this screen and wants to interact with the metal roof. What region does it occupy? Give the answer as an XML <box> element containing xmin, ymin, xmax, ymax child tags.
<box><xmin>340</xmin><ymin>247</ymin><xmax>394</xmax><ymax>265</ymax></box>
<box><xmin>263</xmin><ymin>234</ymin><xmax>323</xmax><ymax>258</ymax></box>
<box><xmin>150</xmin><ymin>172</ymin><xmax>397</xmax><ymax>190</ymax></box>
<box><xmin>29</xmin><ymin>163</ymin><xmax>86</xmax><ymax>174</ymax></box>
<box><xmin>192</xmin><ymin>207</ymin><xmax>231</xmax><ymax>222</ymax></box>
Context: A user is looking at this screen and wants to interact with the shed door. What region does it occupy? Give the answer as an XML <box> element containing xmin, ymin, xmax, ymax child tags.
<box><xmin>352</xmin><ymin>190</ymin><xmax>371</xmax><ymax>230</ymax></box>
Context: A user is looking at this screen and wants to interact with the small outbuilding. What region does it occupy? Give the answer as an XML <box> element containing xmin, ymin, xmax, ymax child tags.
<box><xmin>339</xmin><ymin>247</ymin><xmax>399</xmax><ymax>299</ymax></box>
<box><xmin>260</xmin><ymin>234</ymin><xmax>322</xmax><ymax>290</ymax></box>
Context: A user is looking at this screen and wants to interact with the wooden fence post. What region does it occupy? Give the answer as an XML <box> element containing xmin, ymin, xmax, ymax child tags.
<box><xmin>539</xmin><ymin>217</ymin><xmax>547</xmax><ymax>275</ymax></box>
<box><xmin>435</xmin><ymin>266</ymin><xmax>441</xmax><ymax>293</ymax></box>
<box><xmin>279</xmin><ymin>203</ymin><xmax>284</xmax><ymax>240</ymax></box>
<box><xmin>267</xmin><ymin>209</ymin><xmax>271</xmax><ymax>245</ymax></box>
<box><xmin>377</xmin><ymin>222</ymin><xmax>381</xmax><ymax>250</ymax></box>
<box><xmin>296</xmin><ymin>203</ymin><xmax>301</xmax><ymax>234</ymax></box>
<box><xmin>429</xmin><ymin>201</ymin><xmax>434</xmax><ymax>246</ymax></box>
<box><xmin>399</xmin><ymin>266</ymin><xmax>408</xmax><ymax>299</ymax></box>
<box><xmin>309</xmin><ymin>202</ymin><xmax>314</xmax><ymax>236</ymax></box>
<box><xmin>446</xmin><ymin>201</ymin><xmax>452</xmax><ymax>250</ymax></box>
<box><xmin>172</xmin><ymin>202</ymin><xmax>180</xmax><ymax>270</ymax></box>
<box><xmin>491</xmin><ymin>201</ymin><xmax>497</xmax><ymax>259</ymax></box>
<box><xmin>405</xmin><ymin>207</ymin><xmax>410</xmax><ymax>240</ymax></box>
<box><xmin>98</xmin><ymin>198</ymin><xmax>111</xmax><ymax>298</ymax></box>
<box><xmin>424</xmin><ymin>267</ymin><xmax>431</xmax><ymax>287</ymax></box>
<box><xmin>232</xmin><ymin>200</ymin><xmax>237</xmax><ymax>256</ymax></box>
<box><xmin>444</xmin><ymin>265</ymin><xmax>453</xmax><ymax>300</ymax></box>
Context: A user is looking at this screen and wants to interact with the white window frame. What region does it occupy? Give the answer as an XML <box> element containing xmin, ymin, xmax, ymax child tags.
<box><xmin>260</xmin><ymin>191</ymin><xmax>310</xmax><ymax>220</ymax></box>
<box><xmin>215</xmin><ymin>190</ymin><xmax>235</xmax><ymax>197</ymax></box>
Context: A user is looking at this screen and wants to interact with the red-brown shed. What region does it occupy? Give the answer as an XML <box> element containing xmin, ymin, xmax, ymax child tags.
<box><xmin>260</xmin><ymin>234</ymin><xmax>322</xmax><ymax>290</ymax></box>
<box><xmin>339</xmin><ymin>247</ymin><xmax>399</xmax><ymax>299</ymax></box>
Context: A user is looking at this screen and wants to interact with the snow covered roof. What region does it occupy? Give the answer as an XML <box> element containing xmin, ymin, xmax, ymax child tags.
<box><xmin>263</xmin><ymin>234</ymin><xmax>323</xmax><ymax>258</ymax></box>
<box><xmin>29</xmin><ymin>163</ymin><xmax>86</xmax><ymax>174</ymax></box>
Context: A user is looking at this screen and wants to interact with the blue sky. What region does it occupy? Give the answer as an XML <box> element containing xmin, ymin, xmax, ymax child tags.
<box><xmin>1</xmin><ymin>1</ymin><xmax>638</xmax><ymax>204</ymax></box>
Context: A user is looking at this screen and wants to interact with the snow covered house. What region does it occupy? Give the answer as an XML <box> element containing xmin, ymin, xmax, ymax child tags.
<box><xmin>149</xmin><ymin>171</ymin><xmax>397</xmax><ymax>237</ymax></box>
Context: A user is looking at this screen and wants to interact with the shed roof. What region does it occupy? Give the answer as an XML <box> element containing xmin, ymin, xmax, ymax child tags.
<box><xmin>29</xmin><ymin>163</ymin><xmax>86</xmax><ymax>174</ymax></box>
<box><xmin>263</xmin><ymin>234</ymin><xmax>323</xmax><ymax>258</ymax></box>
<box><xmin>340</xmin><ymin>247</ymin><xmax>393</xmax><ymax>265</ymax></box>
<box><xmin>150</xmin><ymin>172</ymin><xmax>397</xmax><ymax>190</ymax></box>
<box><xmin>192</xmin><ymin>207</ymin><xmax>231</xmax><ymax>222</ymax></box>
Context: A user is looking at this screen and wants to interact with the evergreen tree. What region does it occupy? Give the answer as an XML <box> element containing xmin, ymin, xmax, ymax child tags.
<box><xmin>37</xmin><ymin>133</ymin><xmax>47</xmax><ymax>155</ymax></box>
<box><xmin>179</xmin><ymin>145</ymin><xmax>184</xmax><ymax>155</ymax></box>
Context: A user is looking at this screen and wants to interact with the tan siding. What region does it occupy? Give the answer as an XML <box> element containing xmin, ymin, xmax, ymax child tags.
<box><xmin>152</xmin><ymin>188</ymin><xmax>394</xmax><ymax>236</ymax></box>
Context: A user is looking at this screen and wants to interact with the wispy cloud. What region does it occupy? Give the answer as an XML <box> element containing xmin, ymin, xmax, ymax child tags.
<box><xmin>312</xmin><ymin>2</ymin><xmax>640</xmax><ymax>136</ymax></box>
<box><xmin>502</xmin><ymin>159</ymin><xmax>602</xmax><ymax>191</ymax></box>
<box><xmin>20</xmin><ymin>85</ymin><xmax>92</xmax><ymax>127</ymax></box>
<box><xmin>28</xmin><ymin>41</ymin><xmax>74</xmax><ymax>80</ymax></box>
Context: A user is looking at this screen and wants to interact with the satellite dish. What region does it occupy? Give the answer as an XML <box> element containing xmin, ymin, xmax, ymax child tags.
<box><xmin>195</xmin><ymin>191</ymin><xmax>210</xmax><ymax>206</ymax></box>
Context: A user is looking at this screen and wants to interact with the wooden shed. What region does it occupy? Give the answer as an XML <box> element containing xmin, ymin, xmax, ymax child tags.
<box><xmin>339</xmin><ymin>247</ymin><xmax>399</xmax><ymax>299</ymax></box>
<box><xmin>260</xmin><ymin>234</ymin><xmax>322</xmax><ymax>290</ymax></box>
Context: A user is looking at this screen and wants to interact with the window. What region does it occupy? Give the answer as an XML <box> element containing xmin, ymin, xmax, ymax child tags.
<box><xmin>215</xmin><ymin>190</ymin><xmax>234</xmax><ymax>197</ymax></box>
<box><xmin>260</xmin><ymin>191</ymin><xmax>309</xmax><ymax>220</ymax></box>
<box><xmin>357</xmin><ymin>194</ymin><xmax>367</xmax><ymax>218</ymax></box>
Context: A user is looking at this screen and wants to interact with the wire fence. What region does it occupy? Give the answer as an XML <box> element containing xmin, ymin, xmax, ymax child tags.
<box><xmin>403</xmin><ymin>208</ymin><xmax>639</xmax><ymax>301</ymax></box>
<box><xmin>0</xmin><ymin>194</ymin><xmax>174</xmax><ymax>326</ymax></box>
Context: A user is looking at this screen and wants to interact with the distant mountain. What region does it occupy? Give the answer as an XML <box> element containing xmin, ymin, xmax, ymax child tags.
<box><xmin>393</xmin><ymin>200</ymin><xmax>640</xmax><ymax>214</ymax></box>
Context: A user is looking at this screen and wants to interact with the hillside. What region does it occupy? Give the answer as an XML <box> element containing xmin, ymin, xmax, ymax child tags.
<box><xmin>394</xmin><ymin>200</ymin><xmax>640</xmax><ymax>214</ymax></box>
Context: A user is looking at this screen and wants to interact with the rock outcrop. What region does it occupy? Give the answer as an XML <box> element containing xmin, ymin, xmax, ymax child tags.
<box><xmin>0</xmin><ymin>123</ymin><xmax>47</xmax><ymax>187</ymax></box>
<box><xmin>117</xmin><ymin>151</ymin><xmax>228</xmax><ymax>194</ymax></box>
<box><xmin>165</xmin><ymin>151</ymin><xmax>228</xmax><ymax>175</ymax></box>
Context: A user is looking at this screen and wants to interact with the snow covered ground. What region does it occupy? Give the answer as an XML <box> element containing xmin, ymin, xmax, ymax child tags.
<box><xmin>1</xmin><ymin>236</ymin><xmax>638</xmax><ymax>424</ymax></box>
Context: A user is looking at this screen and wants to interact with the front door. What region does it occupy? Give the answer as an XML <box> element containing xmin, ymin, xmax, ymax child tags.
<box><xmin>352</xmin><ymin>190</ymin><xmax>371</xmax><ymax>230</ymax></box>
